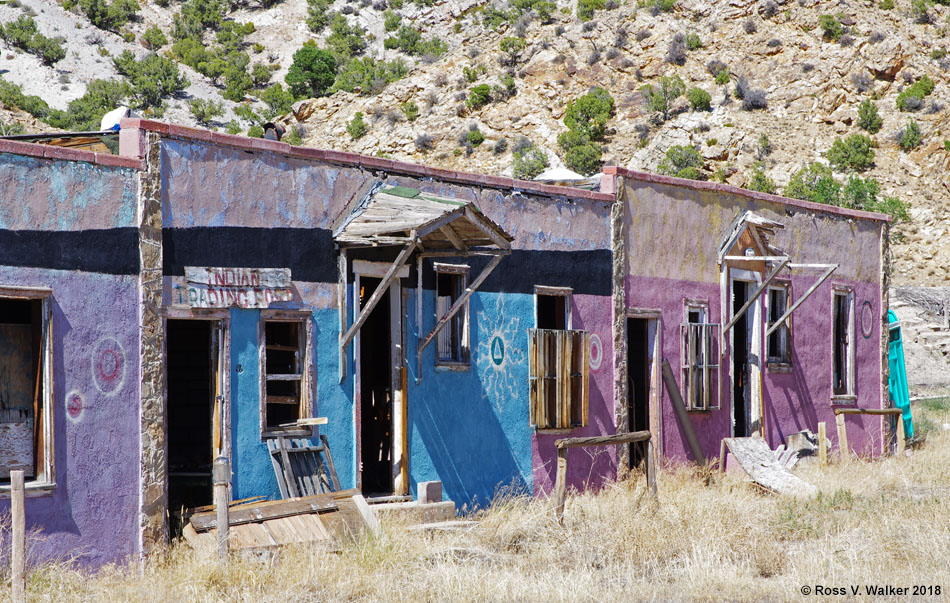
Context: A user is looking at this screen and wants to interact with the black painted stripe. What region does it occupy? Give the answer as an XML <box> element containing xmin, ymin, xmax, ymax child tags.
<box><xmin>165</xmin><ymin>227</ymin><xmax>612</xmax><ymax>296</ymax></box>
<box><xmin>163</xmin><ymin>227</ymin><xmax>338</xmax><ymax>283</ymax></box>
<box><xmin>0</xmin><ymin>229</ymin><xmax>139</xmax><ymax>275</ymax></box>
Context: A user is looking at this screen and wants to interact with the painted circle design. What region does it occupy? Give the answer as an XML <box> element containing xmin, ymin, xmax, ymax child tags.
<box><xmin>589</xmin><ymin>333</ymin><xmax>603</xmax><ymax>371</ymax></box>
<box><xmin>491</xmin><ymin>336</ymin><xmax>505</xmax><ymax>366</ymax></box>
<box><xmin>861</xmin><ymin>300</ymin><xmax>874</xmax><ymax>339</ymax></box>
<box><xmin>66</xmin><ymin>390</ymin><xmax>85</xmax><ymax>422</ymax></box>
<box><xmin>91</xmin><ymin>337</ymin><xmax>126</xmax><ymax>395</ymax></box>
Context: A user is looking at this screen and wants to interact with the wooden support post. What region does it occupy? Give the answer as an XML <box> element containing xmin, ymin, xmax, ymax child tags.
<box><xmin>646</xmin><ymin>440</ymin><xmax>657</xmax><ymax>496</ymax></box>
<box><xmin>212</xmin><ymin>456</ymin><xmax>230</xmax><ymax>561</ymax></box>
<box><xmin>896</xmin><ymin>414</ymin><xmax>905</xmax><ymax>456</ymax></box>
<box><xmin>554</xmin><ymin>448</ymin><xmax>568</xmax><ymax>525</ymax></box>
<box><xmin>11</xmin><ymin>470</ymin><xmax>25</xmax><ymax>603</ymax></box>
<box><xmin>835</xmin><ymin>413</ymin><xmax>849</xmax><ymax>464</ymax></box>
<box><xmin>818</xmin><ymin>421</ymin><xmax>827</xmax><ymax>465</ymax></box>
<box><xmin>661</xmin><ymin>360</ymin><xmax>706</xmax><ymax>465</ymax></box>
<box><xmin>719</xmin><ymin>439</ymin><xmax>727</xmax><ymax>473</ymax></box>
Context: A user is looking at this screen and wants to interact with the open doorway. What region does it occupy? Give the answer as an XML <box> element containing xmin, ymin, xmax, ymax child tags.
<box><xmin>359</xmin><ymin>277</ymin><xmax>394</xmax><ymax>496</ymax></box>
<box><xmin>732</xmin><ymin>281</ymin><xmax>750</xmax><ymax>437</ymax></box>
<box><xmin>166</xmin><ymin>319</ymin><xmax>216</xmax><ymax>529</ymax></box>
<box><xmin>627</xmin><ymin>318</ymin><xmax>651</xmax><ymax>468</ymax></box>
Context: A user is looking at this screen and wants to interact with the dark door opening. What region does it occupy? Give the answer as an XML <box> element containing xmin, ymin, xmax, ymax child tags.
<box><xmin>627</xmin><ymin>318</ymin><xmax>650</xmax><ymax>468</ymax></box>
<box><xmin>732</xmin><ymin>281</ymin><xmax>749</xmax><ymax>437</ymax></box>
<box><xmin>537</xmin><ymin>294</ymin><xmax>567</xmax><ymax>330</ymax></box>
<box><xmin>359</xmin><ymin>277</ymin><xmax>393</xmax><ymax>496</ymax></box>
<box><xmin>166</xmin><ymin>319</ymin><xmax>215</xmax><ymax>527</ymax></box>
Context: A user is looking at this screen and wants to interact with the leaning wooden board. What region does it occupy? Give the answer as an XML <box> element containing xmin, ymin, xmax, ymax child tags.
<box><xmin>183</xmin><ymin>489</ymin><xmax>372</xmax><ymax>552</ymax></box>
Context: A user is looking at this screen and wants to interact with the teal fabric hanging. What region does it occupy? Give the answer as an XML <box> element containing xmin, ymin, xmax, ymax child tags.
<box><xmin>887</xmin><ymin>310</ymin><xmax>913</xmax><ymax>439</ymax></box>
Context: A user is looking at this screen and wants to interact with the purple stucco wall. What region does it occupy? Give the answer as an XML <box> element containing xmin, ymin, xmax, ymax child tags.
<box><xmin>0</xmin><ymin>152</ymin><xmax>142</xmax><ymax>566</ymax></box>
<box><xmin>623</xmin><ymin>177</ymin><xmax>885</xmax><ymax>462</ymax></box>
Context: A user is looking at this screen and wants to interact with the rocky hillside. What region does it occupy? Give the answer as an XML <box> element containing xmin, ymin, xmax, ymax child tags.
<box><xmin>1</xmin><ymin>0</ymin><xmax>949</xmax><ymax>284</ymax></box>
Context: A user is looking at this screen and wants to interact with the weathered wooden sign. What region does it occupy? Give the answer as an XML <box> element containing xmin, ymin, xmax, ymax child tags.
<box><xmin>183</xmin><ymin>267</ymin><xmax>293</xmax><ymax>308</ymax></box>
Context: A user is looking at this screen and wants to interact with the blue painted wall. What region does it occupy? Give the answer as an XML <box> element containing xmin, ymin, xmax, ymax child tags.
<box><xmin>230</xmin><ymin>305</ymin><xmax>358</xmax><ymax>500</ymax></box>
<box><xmin>406</xmin><ymin>290</ymin><xmax>534</xmax><ymax>509</ymax></box>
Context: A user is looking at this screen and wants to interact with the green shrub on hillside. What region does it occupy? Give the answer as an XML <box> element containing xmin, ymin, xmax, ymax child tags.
<box><xmin>748</xmin><ymin>164</ymin><xmax>777</xmax><ymax>194</ymax></box>
<box><xmin>142</xmin><ymin>26</ymin><xmax>168</xmax><ymax>50</ymax></box>
<box><xmin>0</xmin><ymin>16</ymin><xmax>66</xmax><ymax>65</ymax></box>
<box><xmin>577</xmin><ymin>0</ymin><xmax>605</xmax><ymax>21</ymax></box>
<box><xmin>818</xmin><ymin>14</ymin><xmax>843</xmax><ymax>41</ymax></box>
<box><xmin>78</xmin><ymin>0</ymin><xmax>139</xmax><ymax>32</ymax></box>
<box><xmin>260</xmin><ymin>83</ymin><xmax>294</xmax><ymax>119</ymax></box>
<box><xmin>306</xmin><ymin>0</ymin><xmax>334</xmax><ymax>33</ymax></box>
<box><xmin>640</xmin><ymin>75</ymin><xmax>684</xmax><ymax>121</ymax></box>
<box><xmin>468</xmin><ymin>84</ymin><xmax>492</xmax><ymax>108</ymax></box>
<box><xmin>826</xmin><ymin>134</ymin><xmax>875</xmax><ymax>171</ymax></box>
<box><xmin>332</xmin><ymin>56</ymin><xmax>408</xmax><ymax>95</ymax></box>
<box><xmin>896</xmin><ymin>75</ymin><xmax>935</xmax><ymax>112</ymax></box>
<box><xmin>189</xmin><ymin>98</ymin><xmax>223</xmax><ymax>125</ymax></box>
<box><xmin>564</xmin><ymin>86</ymin><xmax>614</xmax><ymax>141</ymax></box>
<box><xmin>347</xmin><ymin>112</ymin><xmax>368</xmax><ymax>139</ymax></box>
<box><xmin>326</xmin><ymin>14</ymin><xmax>367</xmax><ymax>59</ymax></box>
<box><xmin>784</xmin><ymin>162</ymin><xmax>841</xmax><ymax>205</ymax></box>
<box><xmin>113</xmin><ymin>51</ymin><xmax>189</xmax><ymax>109</ymax></box>
<box><xmin>898</xmin><ymin>118</ymin><xmax>922</xmax><ymax>151</ymax></box>
<box><xmin>658</xmin><ymin>145</ymin><xmax>704</xmax><ymax>180</ymax></box>
<box><xmin>687</xmin><ymin>87</ymin><xmax>711</xmax><ymax>111</ymax></box>
<box><xmin>857</xmin><ymin>99</ymin><xmax>883</xmax><ymax>134</ymax></box>
<box><xmin>512</xmin><ymin>139</ymin><xmax>549</xmax><ymax>179</ymax></box>
<box><xmin>285</xmin><ymin>43</ymin><xmax>337</xmax><ymax>98</ymax></box>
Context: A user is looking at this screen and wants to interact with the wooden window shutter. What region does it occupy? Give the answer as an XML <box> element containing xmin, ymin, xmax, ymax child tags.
<box><xmin>528</xmin><ymin>329</ymin><xmax>589</xmax><ymax>429</ymax></box>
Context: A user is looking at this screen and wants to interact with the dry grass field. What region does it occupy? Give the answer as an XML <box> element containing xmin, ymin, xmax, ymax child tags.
<box><xmin>10</xmin><ymin>399</ymin><xmax>950</xmax><ymax>602</ymax></box>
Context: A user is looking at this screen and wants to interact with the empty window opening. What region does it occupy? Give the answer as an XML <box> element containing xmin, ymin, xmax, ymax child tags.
<box><xmin>767</xmin><ymin>285</ymin><xmax>791</xmax><ymax>365</ymax></box>
<box><xmin>264</xmin><ymin>320</ymin><xmax>306</xmax><ymax>430</ymax></box>
<box><xmin>537</xmin><ymin>293</ymin><xmax>569</xmax><ymax>330</ymax></box>
<box><xmin>435</xmin><ymin>265</ymin><xmax>469</xmax><ymax>365</ymax></box>
<box><xmin>166</xmin><ymin>319</ymin><xmax>214</xmax><ymax>523</ymax></box>
<box><xmin>682</xmin><ymin>303</ymin><xmax>720</xmax><ymax>412</ymax></box>
<box><xmin>627</xmin><ymin>318</ymin><xmax>651</xmax><ymax>468</ymax></box>
<box><xmin>833</xmin><ymin>291</ymin><xmax>854</xmax><ymax>397</ymax></box>
<box><xmin>0</xmin><ymin>297</ymin><xmax>48</xmax><ymax>486</ymax></box>
<box><xmin>359</xmin><ymin>277</ymin><xmax>393</xmax><ymax>496</ymax></box>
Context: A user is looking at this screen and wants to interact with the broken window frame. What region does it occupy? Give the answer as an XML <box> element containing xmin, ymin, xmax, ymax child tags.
<box><xmin>259</xmin><ymin>310</ymin><xmax>314</xmax><ymax>438</ymax></box>
<box><xmin>681</xmin><ymin>302</ymin><xmax>720</xmax><ymax>411</ymax></box>
<box><xmin>535</xmin><ymin>285</ymin><xmax>573</xmax><ymax>330</ymax></box>
<box><xmin>765</xmin><ymin>282</ymin><xmax>792</xmax><ymax>368</ymax></box>
<box><xmin>0</xmin><ymin>287</ymin><xmax>54</xmax><ymax>494</ymax></box>
<box><xmin>831</xmin><ymin>287</ymin><xmax>855</xmax><ymax>401</ymax></box>
<box><xmin>433</xmin><ymin>263</ymin><xmax>470</xmax><ymax>368</ymax></box>
<box><xmin>529</xmin><ymin>328</ymin><xmax>590</xmax><ymax>430</ymax></box>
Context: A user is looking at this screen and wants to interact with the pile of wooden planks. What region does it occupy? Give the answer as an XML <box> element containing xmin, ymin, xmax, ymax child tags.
<box><xmin>182</xmin><ymin>489</ymin><xmax>375</xmax><ymax>552</ymax></box>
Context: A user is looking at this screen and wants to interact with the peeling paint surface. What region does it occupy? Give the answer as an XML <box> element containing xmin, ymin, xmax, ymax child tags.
<box><xmin>0</xmin><ymin>153</ymin><xmax>137</xmax><ymax>230</ymax></box>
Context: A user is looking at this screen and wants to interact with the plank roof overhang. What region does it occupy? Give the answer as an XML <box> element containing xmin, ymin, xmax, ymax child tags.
<box><xmin>333</xmin><ymin>185</ymin><xmax>513</xmax><ymax>251</ymax></box>
<box><xmin>335</xmin><ymin>185</ymin><xmax>514</xmax><ymax>383</ymax></box>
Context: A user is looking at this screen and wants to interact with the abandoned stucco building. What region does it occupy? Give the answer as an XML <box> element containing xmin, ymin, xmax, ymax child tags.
<box><xmin>0</xmin><ymin>120</ymin><xmax>890</xmax><ymax>566</ymax></box>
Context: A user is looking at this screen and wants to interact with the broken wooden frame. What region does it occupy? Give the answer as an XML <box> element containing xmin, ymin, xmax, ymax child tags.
<box><xmin>834</xmin><ymin>407</ymin><xmax>905</xmax><ymax>461</ymax></box>
<box><xmin>260</xmin><ymin>309</ymin><xmax>314</xmax><ymax>438</ymax></box>
<box><xmin>553</xmin><ymin>431</ymin><xmax>656</xmax><ymax>524</ymax></box>
<box><xmin>334</xmin><ymin>186</ymin><xmax>514</xmax><ymax>383</ymax></box>
<box><xmin>0</xmin><ymin>286</ymin><xmax>53</xmax><ymax>494</ymax></box>
<box><xmin>764</xmin><ymin>264</ymin><xmax>839</xmax><ymax>338</ymax></box>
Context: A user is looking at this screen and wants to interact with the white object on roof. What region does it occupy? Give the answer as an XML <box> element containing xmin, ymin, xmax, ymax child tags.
<box><xmin>533</xmin><ymin>167</ymin><xmax>587</xmax><ymax>182</ymax></box>
<box><xmin>100</xmin><ymin>106</ymin><xmax>133</xmax><ymax>131</ymax></box>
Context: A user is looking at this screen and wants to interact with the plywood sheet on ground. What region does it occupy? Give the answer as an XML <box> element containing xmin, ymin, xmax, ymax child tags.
<box><xmin>722</xmin><ymin>436</ymin><xmax>818</xmax><ymax>497</ymax></box>
<box><xmin>183</xmin><ymin>489</ymin><xmax>370</xmax><ymax>552</ymax></box>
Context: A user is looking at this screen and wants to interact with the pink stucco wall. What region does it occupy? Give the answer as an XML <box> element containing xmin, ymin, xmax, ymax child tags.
<box><xmin>622</xmin><ymin>175</ymin><xmax>886</xmax><ymax>462</ymax></box>
<box><xmin>532</xmin><ymin>293</ymin><xmax>616</xmax><ymax>495</ymax></box>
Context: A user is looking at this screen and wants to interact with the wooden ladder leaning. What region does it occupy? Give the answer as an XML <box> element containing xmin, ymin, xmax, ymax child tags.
<box><xmin>266</xmin><ymin>433</ymin><xmax>342</xmax><ymax>499</ymax></box>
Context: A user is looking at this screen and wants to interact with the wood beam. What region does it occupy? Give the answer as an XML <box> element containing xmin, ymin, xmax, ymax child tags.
<box><xmin>764</xmin><ymin>264</ymin><xmax>837</xmax><ymax>338</ymax></box>
<box><xmin>416</xmin><ymin>253</ymin><xmax>506</xmax><ymax>378</ymax></box>
<box><xmin>439</xmin><ymin>224</ymin><xmax>468</xmax><ymax>252</ymax></box>
<box><xmin>340</xmin><ymin>243</ymin><xmax>415</xmax><ymax>354</ymax></box>
<box><xmin>722</xmin><ymin>257</ymin><xmax>789</xmax><ymax>334</ymax></box>
<box><xmin>464</xmin><ymin>206</ymin><xmax>511</xmax><ymax>250</ymax></box>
